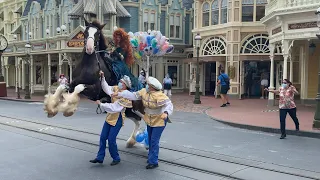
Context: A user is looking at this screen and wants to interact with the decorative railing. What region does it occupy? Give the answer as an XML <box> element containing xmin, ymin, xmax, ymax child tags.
<box><xmin>265</xmin><ymin>0</ymin><xmax>320</xmax><ymax>16</ymax></box>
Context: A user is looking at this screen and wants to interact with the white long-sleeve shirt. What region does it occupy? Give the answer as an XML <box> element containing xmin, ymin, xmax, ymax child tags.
<box><xmin>118</xmin><ymin>90</ymin><xmax>173</xmax><ymax>116</ymax></box>
<box><xmin>100</xmin><ymin>77</ymin><xmax>124</xmax><ymax>113</ymax></box>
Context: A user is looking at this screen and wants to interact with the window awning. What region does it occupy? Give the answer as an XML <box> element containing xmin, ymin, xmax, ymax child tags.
<box><xmin>11</xmin><ymin>24</ymin><xmax>22</xmax><ymax>34</ymax></box>
<box><xmin>68</xmin><ymin>0</ymin><xmax>84</xmax><ymax>17</ymax></box>
<box><xmin>104</xmin><ymin>0</ymin><xmax>116</xmax><ymax>15</ymax></box>
<box><xmin>83</xmin><ymin>0</ymin><xmax>96</xmax><ymax>15</ymax></box>
<box><xmin>116</xmin><ymin>1</ymin><xmax>131</xmax><ymax>17</ymax></box>
<box><xmin>14</xmin><ymin>6</ymin><xmax>22</xmax><ymax>14</ymax></box>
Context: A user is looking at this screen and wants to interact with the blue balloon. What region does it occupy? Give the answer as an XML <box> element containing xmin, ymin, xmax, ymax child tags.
<box><xmin>146</xmin><ymin>35</ymin><xmax>154</xmax><ymax>46</ymax></box>
<box><xmin>136</xmin><ymin>133</ymin><xmax>144</xmax><ymax>142</ymax></box>
<box><xmin>153</xmin><ymin>47</ymin><xmax>159</xmax><ymax>54</ymax></box>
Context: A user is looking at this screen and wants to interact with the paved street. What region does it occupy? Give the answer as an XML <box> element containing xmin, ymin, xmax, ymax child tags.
<box><xmin>1</xmin><ymin>99</ymin><xmax>320</xmax><ymax>176</ymax></box>
<box><xmin>0</xmin><ymin>126</ymin><xmax>222</xmax><ymax>180</ymax></box>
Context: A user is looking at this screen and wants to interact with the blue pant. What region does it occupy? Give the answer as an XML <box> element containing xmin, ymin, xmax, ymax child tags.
<box><xmin>147</xmin><ymin>119</ymin><xmax>167</xmax><ymax>165</ymax></box>
<box><xmin>96</xmin><ymin>115</ymin><xmax>122</xmax><ymax>162</ymax></box>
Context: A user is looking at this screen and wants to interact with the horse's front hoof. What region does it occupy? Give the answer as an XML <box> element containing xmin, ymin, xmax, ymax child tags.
<box><xmin>126</xmin><ymin>137</ymin><xmax>136</xmax><ymax>148</ymax></box>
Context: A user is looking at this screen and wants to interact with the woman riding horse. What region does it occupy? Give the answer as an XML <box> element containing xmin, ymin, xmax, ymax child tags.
<box><xmin>110</xmin><ymin>28</ymin><xmax>143</xmax><ymax>92</ymax></box>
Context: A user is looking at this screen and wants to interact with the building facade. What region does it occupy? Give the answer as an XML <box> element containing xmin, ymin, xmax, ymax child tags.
<box><xmin>1</xmin><ymin>0</ymin><xmax>193</xmax><ymax>96</ymax></box>
<box><xmin>261</xmin><ymin>0</ymin><xmax>320</xmax><ymax>105</ymax></box>
<box><xmin>188</xmin><ymin>0</ymin><xmax>285</xmax><ymax>98</ymax></box>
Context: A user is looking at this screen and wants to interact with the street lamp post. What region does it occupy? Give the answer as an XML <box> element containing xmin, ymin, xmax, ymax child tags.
<box><xmin>314</xmin><ymin>7</ymin><xmax>320</xmax><ymax>128</ymax></box>
<box><xmin>194</xmin><ymin>33</ymin><xmax>201</xmax><ymax>104</ymax></box>
<box><xmin>24</xmin><ymin>43</ymin><xmax>31</xmax><ymax>99</ymax></box>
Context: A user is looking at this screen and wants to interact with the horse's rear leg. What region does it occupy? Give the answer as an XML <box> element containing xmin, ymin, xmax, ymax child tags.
<box><xmin>126</xmin><ymin>117</ymin><xmax>141</xmax><ymax>148</ymax></box>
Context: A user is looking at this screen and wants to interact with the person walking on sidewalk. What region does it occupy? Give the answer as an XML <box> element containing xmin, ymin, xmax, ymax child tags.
<box><xmin>89</xmin><ymin>71</ymin><xmax>133</xmax><ymax>165</ymax></box>
<box><xmin>163</xmin><ymin>73</ymin><xmax>173</xmax><ymax>99</ymax></box>
<box><xmin>113</xmin><ymin>76</ymin><xmax>173</xmax><ymax>169</ymax></box>
<box><xmin>217</xmin><ymin>69</ymin><xmax>230</xmax><ymax>107</ymax></box>
<box><xmin>265</xmin><ymin>79</ymin><xmax>300</xmax><ymax>139</ymax></box>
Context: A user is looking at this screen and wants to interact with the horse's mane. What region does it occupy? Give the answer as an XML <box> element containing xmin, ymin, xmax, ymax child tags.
<box><xmin>113</xmin><ymin>28</ymin><xmax>134</xmax><ymax>66</ymax></box>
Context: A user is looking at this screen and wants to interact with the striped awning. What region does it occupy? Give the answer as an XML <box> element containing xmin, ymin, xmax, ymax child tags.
<box><xmin>104</xmin><ymin>0</ymin><xmax>116</xmax><ymax>15</ymax></box>
<box><xmin>83</xmin><ymin>0</ymin><xmax>97</xmax><ymax>15</ymax></box>
<box><xmin>68</xmin><ymin>0</ymin><xmax>84</xmax><ymax>17</ymax></box>
<box><xmin>116</xmin><ymin>1</ymin><xmax>131</xmax><ymax>17</ymax></box>
<box><xmin>11</xmin><ymin>24</ymin><xmax>22</xmax><ymax>34</ymax></box>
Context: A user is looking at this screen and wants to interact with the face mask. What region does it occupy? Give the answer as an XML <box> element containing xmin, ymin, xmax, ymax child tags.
<box><xmin>282</xmin><ymin>84</ymin><xmax>287</xmax><ymax>88</ymax></box>
<box><xmin>146</xmin><ymin>84</ymin><xmax>149</xmax><ymax>92</ymax></box>
<box><xmin>118</xmin><ymin>82</ymin><xmax>123</xmax><ymax>90</ymax></box>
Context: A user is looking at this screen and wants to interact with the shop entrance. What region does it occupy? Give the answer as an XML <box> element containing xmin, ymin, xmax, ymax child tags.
<box><xmin>242</xmin><ymin>61</ymin><xmax>273</xmax><ymax>98</ymax></box>
<box><xmin>204</xmin><ymin>62</ymin><xmax>216</xmax><ymax>96</ymax></box>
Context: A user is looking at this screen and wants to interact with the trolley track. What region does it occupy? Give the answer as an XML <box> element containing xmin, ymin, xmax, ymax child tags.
<box><xmin>0</xmin><ymin>114</ymin><xmax>319</xmax><ymax>180</ymax></box>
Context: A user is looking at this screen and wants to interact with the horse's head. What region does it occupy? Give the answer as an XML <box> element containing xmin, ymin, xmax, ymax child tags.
<box><xmin>84</xmin><ymin>18</ymin><xmax>106</xmax><ymax>55</ymax></box>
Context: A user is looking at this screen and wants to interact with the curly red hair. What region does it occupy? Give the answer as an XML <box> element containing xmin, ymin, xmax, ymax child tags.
<box><xmin>113</xmin><ymin>28</ymin><xmax>134</xmax><ymax>66</ymax></box>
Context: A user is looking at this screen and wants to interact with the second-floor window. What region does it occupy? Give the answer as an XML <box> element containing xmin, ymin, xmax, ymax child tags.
<box><xmin>143</xmin><ymin>10</ymin><xmax>157</xmax><ymax>31</ymax></box>
<box><xmin>103</xmin><ymin>14</ymin><xmax>111</xmax><ymax>30</ymax></box>
<box><xmin>211</xmin><ymin>0</ymin><xmax>218</xmax><ymax>25</ymax></box>
<box><xmin>256</xmin><ymin>0</ymin><xmax>267</xmax><ymax>21</ymax></box>
<box><xmin>242</xmin><ymin>0</ymin><xmax>254</xmax><ymax>22</ymax></box>
<box><xmin>169</xmin><ymin>14</ymin><xmax>181</xmax><ymax>39</ymax></box>
<box><xmin>202</xmin><ymin>2</ymin><xmax>210</xmax><ymax>27</ymax></box>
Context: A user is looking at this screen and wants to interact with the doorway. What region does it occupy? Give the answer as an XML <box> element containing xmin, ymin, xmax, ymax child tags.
<box><xmin>205</xmin><ymin>62</ymin><xmax>216</xmax><ymax>95</ymax></box>
<box><xmin>242</xmin><ymin>61</ymin><xmax>273</xmax><ymax>98</ymax></box>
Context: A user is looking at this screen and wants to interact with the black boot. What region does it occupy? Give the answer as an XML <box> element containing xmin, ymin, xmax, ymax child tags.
<box><xmin>110</xmin><ymin>160</ymin><xmax>120</xmax><ymax>166</ymax></box>
<box><xmin>89</xmin><ymin>158</ymin><xmax>103</xmax><ymax>164</ymax></box>
<box><xmin>146</xmin><ymin>164</ymin><xmax>159</xmax><ymax>169</ymax></box>
<box><xmin>280</xmin><ymin>134</ymin><xmax>286</xmax><ymax>139</ymax></box>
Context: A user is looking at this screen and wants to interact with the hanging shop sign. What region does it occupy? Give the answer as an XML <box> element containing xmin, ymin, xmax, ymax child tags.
<box><xmin>67</xmin><ymin>31</ymin><xmax>84</xmax><ymax>47</ymax></box>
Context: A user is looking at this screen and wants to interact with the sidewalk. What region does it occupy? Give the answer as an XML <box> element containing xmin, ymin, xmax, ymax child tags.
<box><xmin>1</xmin><ymin>88</ymin><xmax>319</xmax><ymax>135</ymax></box>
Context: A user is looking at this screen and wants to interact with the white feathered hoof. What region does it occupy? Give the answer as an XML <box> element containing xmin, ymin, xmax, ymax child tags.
<box><xmin>63</xmin><ymin>111</ymin><xmax>74</xmax><ymax>117</ymax></box>
<box><xmin>126</xmin><ymin>137</ymin><xmax>136</xmax><ymax>148</ymax></box>
<box><xmin>46</xmin><ymin>110</ymin><xmax>58</xmax><ymax>118</ymax></box>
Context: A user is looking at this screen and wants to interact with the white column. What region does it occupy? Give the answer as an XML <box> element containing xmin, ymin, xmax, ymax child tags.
<box><xmin>68</xmin><ymin>59</ymin><xmax>73</xmax><ymax>82</ymax></box>
<box><xmin>30</xmin><ymin>55</ymin><xmax>34</xmax><ymax>94</ymax></box>
<box><xmin>177</xmin><ymin>64</ymin><xmax>180</xmax><ymax>88</ymax></box>
<box><xmin>58</xmin><ymin>53</ymin><xmax>62</xmax><ymax>75</ymax></box>
<box><xmin>5</xmin><ymin>65</ymin><xmax>9</xmax><ymax>87</ymax></box>
<box><xmin>283</xmin><ymin>54</ymin><xmax>288</xmax><ymax>80</ymax></box>
<box><xmin>15</xmin><ymin>57</ymin><xmax>18</xmax><ymax>92</ymax></box>
<box><xmin>268</xmin><ymin>43</ymin><xmax>275</xmax><ymax>106</ymax></box>
<box><xmin>289</xmin><ymin>55</ymin><xmax>294</xmax><ymax>82</ymax></box>
<box><xmin>18</xmin><ymin>59</ymin><xmax>21</xmax><ymax>88</ymax></box>
<box><xmin>48</xmin><ymin>54</ymin><xmax>51</xmax><ymax>93</ymax></box>
<box><xmin>22</xmin><ymin>61</ymin><xmax>25</xmax><ymax>89</ymax></box>
<box><xmin>299</xmin><ymin>45</ymin><xmax>305</xmax><ymax>100</ymax></box>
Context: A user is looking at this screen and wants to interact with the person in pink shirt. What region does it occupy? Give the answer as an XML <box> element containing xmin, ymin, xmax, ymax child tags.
<box><xmin>265</xmin><ymin>79</ymin><xmax>300</xmax><ymax>139</ymax></box>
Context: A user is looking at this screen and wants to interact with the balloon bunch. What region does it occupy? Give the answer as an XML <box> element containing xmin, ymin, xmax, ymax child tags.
<box><xmin>135</xmin><ymin>127</ymin><xmax>149</xmax><ymax>149</ymax></box>
<box><xmin>128</xmin><ymin>30</ymin><xmax>174</xmax><ymax>60</ymax></box>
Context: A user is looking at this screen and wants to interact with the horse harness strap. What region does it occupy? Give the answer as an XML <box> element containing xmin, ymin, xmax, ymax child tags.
<box><xmin>94</xmin><ymin>42</ymin><xmax>103</xmax><ymax>114</ymax></box>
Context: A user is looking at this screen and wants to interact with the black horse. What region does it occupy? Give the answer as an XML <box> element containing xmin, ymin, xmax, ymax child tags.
<box><xmin>67</xmin><ymin>19</ymin><xmax>145</xmax><ymax>147</ymax></box>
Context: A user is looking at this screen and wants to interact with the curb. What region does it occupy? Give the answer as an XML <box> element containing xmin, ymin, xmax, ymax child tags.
<box><xmin>204</xmin><ymin>109</ymin><xmax>320</xmax><ymax>139</ymax></box>
<box><xmin>0</xmin><ymin>97</ymin><xmax>42</xmax><ymax>103</ymax></box>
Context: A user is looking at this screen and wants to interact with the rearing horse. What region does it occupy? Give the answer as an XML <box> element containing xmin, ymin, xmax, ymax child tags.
<box><xmin>68</xmin><ymin>19</ymin><xmax>145</xmax><ymax>148</ymax></box>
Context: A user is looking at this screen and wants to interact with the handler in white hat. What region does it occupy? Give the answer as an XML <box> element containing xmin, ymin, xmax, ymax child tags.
<box><xmin>113</xmin><ymin>76</ymin><xmax>173</xmax><ymax>169</ymax></box>
<box><xmin>90</xmin><ymin>71</ymin><xmax>132</xmax><ymax>166</ymax></box>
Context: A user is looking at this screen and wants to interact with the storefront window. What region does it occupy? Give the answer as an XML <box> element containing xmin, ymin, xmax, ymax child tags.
<box><xmin>168</xmin><ymin>66</ymin><xmax>178</xmax><ymax>87</ymax></box>
<box><xmin>35</xmin><ymin>65</ymin><xmax>43</xmax><ymax>84</ymax></box>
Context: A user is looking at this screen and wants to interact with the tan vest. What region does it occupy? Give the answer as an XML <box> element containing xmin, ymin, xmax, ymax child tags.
<box><xmin>106</xmin><ymin>86</ymin><xmax>132</xmax><ymax>126</ymax></box>
<box><xmin>136</xmin><ymin>89</ymin><xmax>170</xmax><ymax>127</ymax></box>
